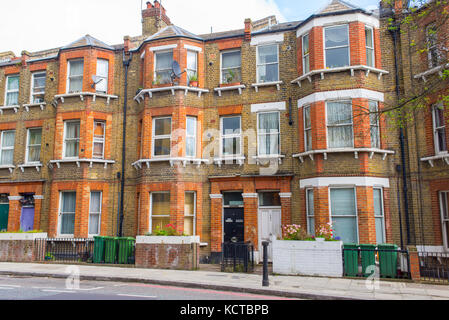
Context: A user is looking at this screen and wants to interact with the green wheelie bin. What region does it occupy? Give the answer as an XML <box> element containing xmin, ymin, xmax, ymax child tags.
<box><xmin>343</xmin><ymin>243</ymin><xmax>359</xmax><ymax>277</ymax></box>
<box><xmin>93</xmin><ymin>236</ymin><xmax>106</xmax><ymax>264</ymax></box>
<box><xmin>118</xmin><ymin>237</ymin><xmax>135</xmax><ymax>264</ymax></box>
<box><xmin>104</xmin><ymin>237</ymin><xmax>119</xmax><ymax>264</ymax></box>
<box><xmin>360</xmin><ymin>244</ymin><xmax>377</xmax><ymax>277</ymax></box>
<box><xmin>378</xmin><ymin>244</ymin><xmax>398</xmax><ymax>278</ymax></box>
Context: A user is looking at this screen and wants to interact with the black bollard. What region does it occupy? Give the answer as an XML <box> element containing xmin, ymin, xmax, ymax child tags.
<box><xmin>262</xmin><ymin>241</ymin><xmax>269</xmax><ymax>287</ymax></box>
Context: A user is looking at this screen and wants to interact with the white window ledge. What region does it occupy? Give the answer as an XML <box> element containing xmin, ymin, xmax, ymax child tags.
<box><xmin>53</xmin><ymin>92</ymin><xmax>118</xmax><ymax>106</ymax></box>
<box><xmin>134</xmin><ymin>86</ymin><xmax>209</xmax><ymax>103</ymax></box>
<box><xmin>0</xmin><ymin>105</ymin><xmax>19</xmax><ymax>114</ymax></box>
<box><xmin>213</xmin><ymin>156</ymin><xmax>246</xmax><ymax>167</ymax></box>
<box><xmin>18</xmin><ymin>163</ymin><xmax>43</xmax><ymax>172</ymax></box>
<box><xmin>420</xmin><ymin>153</ymin><xmax>449</xmax><ymax>167</ymax></box>
<box><xmin>23</xmin><ymin>103</ymin><xmax>46</xmax><ymax>112</ymax></box>
<box><xmin>0</xmin><ymin>165</ymin><xmax>15</xmax><ymax>173</ymax></box>
<box><xmin>49</xmin><ymin>159</ymin><xmax>115</xmax><ymax>169</ymax></box>
<box><xmin>251</xmin><ymin>81</ymin><xmax>283</xmax><ymax>92</ymax></box>
<box><xmin>253</xmin><ymin>155</ymin><xmax>285</xmax><ymax>165</ymax></box>
<box><xmin>214</xmin><ymin>84</ymin><xmax>246</xmax><ymax>97</ymax></box>
<box><xmin>293</xmin><ymin>148</ymin><xmax>395</xmax><ymax>163</ymax></box>
<box><xmin>414</xmin><ymin>63</ymin><xmax>449</xmax><ymax>82</ymax></box>
<box><xmin>291</xmin><ymin>65</ymin><xmax>389</xmax><ymax>87</ymax></box>
<box><xmin>132</xmin><ymin>157</ymin><xmax>210</xmax><ymax>169</ymax></box>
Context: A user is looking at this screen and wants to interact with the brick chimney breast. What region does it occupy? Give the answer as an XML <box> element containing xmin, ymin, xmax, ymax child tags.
<box><xmin>142</xmin><ymin>1</ymin><xmax>172</xmax><ymax>37</ymax></box>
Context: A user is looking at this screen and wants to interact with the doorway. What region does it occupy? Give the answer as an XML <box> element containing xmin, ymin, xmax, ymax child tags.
<box><xmin>258</xmin><ymin>192</ymin><xmax>282</xmax><ymax>261</ymax></box>
<box><xmin>20</xmin><ymin>194</ymin><xmax>35</xmax><ymax>232</ymax></box>
<box><xmin>0</xmin><ymin>194</ymin><xmax>9</xmax><ymax>232</ymax></box>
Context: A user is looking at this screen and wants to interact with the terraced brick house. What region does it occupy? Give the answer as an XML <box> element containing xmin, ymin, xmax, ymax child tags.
<box><xmin>0</xmin><ymin>0</ymin><xmax>446</xmax><ymax>263</ymax></box>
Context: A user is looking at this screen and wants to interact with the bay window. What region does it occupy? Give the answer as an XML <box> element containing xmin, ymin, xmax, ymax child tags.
<box><xmin>154</xmin><ymin>50</ymin><xmax>173</xmax><ymax>85</ymax></box>
<box><xmin>327</xmin><ymin>101</ymin><xmax>353</xmax><ymax>148</ymax></box>
<box><xmin>257</xmin><ymin>44</ymin><xmax>279</xmax><ymax>83</ymax></box>
<box><xmin>0</xmin><ymin>130</ymin><xmax>15</xmax><ymax>165</ymax></box>
<box><xmin>31</xmin><ymin>72</ymin><xmax>46</xmax><ymax>103</ymax></box>
<box><xmin>5</xmin><ymin>75</ymin><xmax>19</xmax><ymax>106</ymax></box>
<box><xmin>64</xmin><ymin>121</ymin><xmax>80</xmax><ymax>159</ymax></box>
<box><xmin>67</xmin><ymin>60</ymin><xmax>84</xmax><ymax>93</ymax></box>
<box><xmin>373</xmin><ymin>188</ymin><xmax>386</xmax><ymax>244</ymax></box>
<box><xmin>150</xmin><ymin>192</ymin><xmax>170</xmax><ymax>233</ymax></box>
<box><xmin>186</xmin><ymin>117</ymin><xmax>197</xmax><ymax>158</ymax></box>
<box><xmin>258</xmin><ymin>112</ymin><xmax>280</xmax><ymax>156</ymax></box>
<box><xmin>152</xmin><ymin>117</ymin><xmax>171</xmax><ymax>157</ymax></box>
<box><xmin>370</xmin><ymin>101</ymin><xmax>380</xmax><ymax>149</ymax></box>
<box><xmin>221</xmin><ymin>116</ymin><xmax>241</xmax><ymax>157</ymax></box>
<box><xmin>89</xmin><ymin>191</ymin><xmax>102</xmax><ymax>236</ymax></box>
<box><xmin>187</xmin><ymin>51</ymin><xmax>198</xmax><ymax>85</ymax></box>
<box><xmin>330</xmin><ymin>188</ymin><xmax>358</xmax><ymax>244</ymax></box>
<box><xmin>432</xmin><ymin>103</ymin><xmax>447</xmax><ymax>154</ymax></box>
<box><xmin>26</xmin><ymin>128</ymin><xmax>42</xmax><ymax>163</ymax></box>
<box><xmin>93</xmin><ymin>121</ymin><xmax>105</xmax><ymax>159</ymax></box>
<box><xmin>302</xmin><ymin>34</ymin><xmax>310</xmax><ymax>74</ymax></box>
<box><xmin>95</xmin><ymin>59</ymin><xmax>109</xmax><ymax>93</ymax></box>
<box><xmin>59</xmin><ymin>191</ymin><xmax>76</xmax><ymax>236</ymax></box>
<box><xmin>365</xmin><ymin>26</ymin><xmax>375</xmax><ymax>67</ymax></box>
<box><xmin>306</xmin><ymin>189</ymin><xmax>315</xmax><ymax>236</ymax></box>
<box><xmin>184</xmin><ymin>192</ymin><xmax>196</xmax><ymax>236</ymax></box>
<box><xmin>221</xmin><ymin>50</ymin><xmax>241</xmax><ymax>84</ymax></box>
<box><xmin>325</xmin><ymin>25</ymin><xmax>350</xmax><ymax>69</ymax></box>
<box><xmin>303</xmin><ymin>105</ymin><xmax>312</xmax><ymax>151</ymax></box>
<box><xmin>440</xmin><ymin>191</ymin><xmax>449</xmax><ymax>249</ymax></box>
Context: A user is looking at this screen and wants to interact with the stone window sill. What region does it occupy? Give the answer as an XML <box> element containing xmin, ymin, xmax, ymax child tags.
<box><xmin>293</xmin><ymin>148</ymin><xmax>395</xmax><ymax>163</ymax></box>
<box><xmin>53</xmin><ymin>92</ymin><xmax>118</xmax><ymax>106</ymax></box>
<box><xmin>214</xmin><ymin>84</ymin><xmax>246</xmax><ymax>97</ymax></box>
<box><xmin>23</xmin><ymin>103</ymin><xmax>46</xmax><ymax>112</ymax></box>
<box><xmin>132</xmin><ymin>157</ymin><xmax>210</xmax><ymax>169</ymax></box>
<box><xmin>253</xmin><ymin>155</ymin><xmax>285</xmax><ymax>165</ymax></box>
<box><xmin>0</xmin><ymin>165</ymin><xmax>15</xmax><ymax>173</ymax></box>
<box><xmin>251</xmin><ymin>81</ymin><xmax>282</xmax><ymax>92</ymax></box>
<box><xmin>414</xmin><ymin>63</ymin><xmax>449</xmax><ymax>82</ymax></box>
<box><xmin>213</xmin><ymin>156</ymin><xmax>246</xmax><ymax>167</ymax></box>
<box><xmin>134</xmin><ymin>86</ymin><xmax>209</xmax><ymax>102</ymax></box>
<box><xmin>18</xmin><ymin>163</ymin><xmax>43</xmax><ymax>172</ymax></box>
<box><xmin>0</xmin><ymin>105</ymin><xmax>19</xmax><ymax>114</ymax></box>
<box><xmin>49</xmin><ymin>158</ymin><xmax>115</xmax><ymax>169</ymax></box>
<box><xmin>420</xmin><ymin>153</ymin><xmax>449</xmax><ymax>167</ymax></box>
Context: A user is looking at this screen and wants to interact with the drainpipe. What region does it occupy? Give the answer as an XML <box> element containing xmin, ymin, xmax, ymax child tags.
<box><xmin>118</xmin><ymin>50</ymin><xmax>133</xmax><ymax>237</ymax></box>
<box><xmin>389</xmin><ymin>23</ymin><xmax>411</xmax><ymax>245</ymax></box>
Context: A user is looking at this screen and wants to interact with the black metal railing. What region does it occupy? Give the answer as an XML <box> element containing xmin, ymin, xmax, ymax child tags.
<box><xmin>221</xmin><ymin>242</ymin><xmax>255</xmax><ymax>273</ymax></box>
<box><xmin>419</xmin><ymin>251</ymin><xmax>449</xmax><ymax>283</ymax></box>
<box><xmin>342</xmin><ymin>248</ymin><xmax>411</xmax><ymax>279</ymax></box>
<box><xmin>35</xmin><ymin>238</ymin><xmax>94</xmax><ymax>263</ymax></box>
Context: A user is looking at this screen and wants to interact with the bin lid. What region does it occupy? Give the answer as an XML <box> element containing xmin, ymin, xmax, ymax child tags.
<box><xmin>377</xmin><ymin>243</ymin><xmax>398</xmax><ymax>249</ymax></box>
<box><xmin>359</xmin><ymin>244</ymin><xmax>377</xmax><ymax>248</ymax></box>
<box><xmin>343</xmin><ymin>243</ymin><xmax>359</xmax><ymax>248</ymax></box>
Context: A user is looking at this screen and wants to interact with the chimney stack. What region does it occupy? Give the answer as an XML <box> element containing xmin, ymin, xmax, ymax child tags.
<box><xmin>244</xmin><ymin>18</ymin><xmax>252</xmax><ymax>41</ymax></box>
<box><xmin>142</xmin><ymin>1</ymin><xmax>171</xmax><ymax>37</ymax></box>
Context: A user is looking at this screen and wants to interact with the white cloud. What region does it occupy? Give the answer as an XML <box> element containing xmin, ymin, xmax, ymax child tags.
<box><xmin>0</xmin><ymin>0</ymin><xmax>286</xmax><ymax>56</ymax></box>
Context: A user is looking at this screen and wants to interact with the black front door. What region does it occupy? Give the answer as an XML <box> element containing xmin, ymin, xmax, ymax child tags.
<box><xmin>223</xmin><ymin>208</ymin><xmax>244</xmax><ymax>243</ymax></box>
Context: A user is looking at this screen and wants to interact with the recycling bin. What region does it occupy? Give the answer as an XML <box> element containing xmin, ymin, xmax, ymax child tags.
<box><xmin>93</xmin><ymin>236</ymin><xmax>106</xmax><ymax>264</ymax></box>
<box><xmin>360</xmin><ymin>244</ymin><xmax>377</xmax><ymax>277</ymax></box>
<box><xmin>378</xmin><ymin>244</ymin><xmax>398</xmax><ymax>278</ymax></box>
<box><xmin>118</xmin><ymin>237</ymin><xmax>135</xmax><ymax>264</ymax></box>
<box><xmin>104</xmin><ymin>237</ymin><xmax>119</xmax><ymax>264</ymax></box>
<box><xmin>343</xmin><ymin>243</ymin><xmax>359</xmax><ymax>277</ymax></box>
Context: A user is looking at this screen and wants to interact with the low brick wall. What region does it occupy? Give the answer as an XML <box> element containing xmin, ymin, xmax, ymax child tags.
<box><xmin>0</xmin><ymin>233</ymin><xmax>47</xmax><ymax>263</ymax></box>
<box><xmin>135</xmin><ymin>236</ymin><xmax>200</xmax><ymax>270</ymax></box>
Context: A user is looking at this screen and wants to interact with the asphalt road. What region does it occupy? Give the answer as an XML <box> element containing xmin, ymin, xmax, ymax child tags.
<box><xmin>0</xmin><ymin>275</ymin><xmax>298</xmax><ymax>301</ymax></box>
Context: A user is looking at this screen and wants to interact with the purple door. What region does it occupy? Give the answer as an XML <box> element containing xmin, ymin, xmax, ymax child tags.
<box><xmin>20</xmin><ymin>207</ymin><xmax>35</xmax><ymax>232</ymax></box>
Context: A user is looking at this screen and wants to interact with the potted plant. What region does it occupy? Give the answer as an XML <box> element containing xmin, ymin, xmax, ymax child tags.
<box><xmin>188</xmin><ymin>73</ymin><xmax>198</xmax><ymax>87</ymax></box>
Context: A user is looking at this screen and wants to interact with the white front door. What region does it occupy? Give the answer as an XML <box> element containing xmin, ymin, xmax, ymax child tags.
<box><xmin>258</xmin><ymin>208</ymin><xmax>282</xmax><ymax>261</ymax></box>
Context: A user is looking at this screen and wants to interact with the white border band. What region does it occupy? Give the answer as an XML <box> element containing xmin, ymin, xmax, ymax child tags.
<box><xmin>298</xmin><ymin>89</ymin><xmax>384</xmax><ymax>107</ymax></box>
<box><xmin>300</xmin><ymin>177</ymin><xmax>390</xmax><ymax>189</ymax></box>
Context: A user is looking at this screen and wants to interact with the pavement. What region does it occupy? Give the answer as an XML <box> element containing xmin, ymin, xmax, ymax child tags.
<box><xmin>0</xmin><ymin>262</ymin><xmax>448</xmax><ymax>300</ymax></box>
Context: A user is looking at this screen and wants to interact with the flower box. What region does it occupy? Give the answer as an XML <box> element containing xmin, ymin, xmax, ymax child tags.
<box><xmin>272</xmin><ymin>239</ymin><xmax>344</xmax><ymax>277</ymax></box>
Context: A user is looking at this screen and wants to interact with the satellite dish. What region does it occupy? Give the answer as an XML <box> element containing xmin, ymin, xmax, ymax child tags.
<box><xmin>91</xmin><ymin>75</ymin><xmax>104</xmax><ymax>88</ymax></box>
<box><xmin>170</xmin><ymin>61</ymin><xmax>185</xmax><ymax>82</ymax></box>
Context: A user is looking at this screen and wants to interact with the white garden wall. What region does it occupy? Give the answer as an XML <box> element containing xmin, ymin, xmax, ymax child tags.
<box><xmin>273</xmin><ymin>240</ymin><xmax>343</xmax><ymax>277</ymax></box>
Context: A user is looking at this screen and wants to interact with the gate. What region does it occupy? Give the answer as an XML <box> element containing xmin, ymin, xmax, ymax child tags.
<box><xmin>419</xmin><ymin>251</ymin><xmax>449</xmax><ymax>283</ymax></box>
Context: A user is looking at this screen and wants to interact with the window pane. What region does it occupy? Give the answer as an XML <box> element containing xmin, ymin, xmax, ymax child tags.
<box><xmin>305</xmin><ymin>130</ymin><xmax>312</xmax><ymax>151</ymax></box>
<box><xmin>184</xmin><ymin>216</ymin><xmax>194</xmax><ymax>236</ymax></box>
<box><xmin>94</xmin><ymin>122</ymin><xmax>105</xmax><ymax>137</ymax></box>
<box><xmin>365</xmin><ymin>28</ymin><xmax>373</xmax><ymax>47</ymax></box>
<box><xmin>326</xmin><ymin>47</ymin><xmax>350</xmax><ymax>68</ymax></box>
<box><xmin>258</xmin><ymin>63</ymin><xmax>279</xmax><ymax>82</ymax></box>
<box><xmin>152</xmin><ymin>193</ymin><xmax>170</xmax><ymax>216</ymax></box>
<box><xmin>434</xmin><ymin>105</ymin><xmax>445</xmax><ymax>128</ymax></box>
<box><xmin>325</xmin><ymin>25</ymin><xmax>349</xmax><ymax>47</ymax></box>
<box><xmin>222</xmin><ymin>117</ymin><xmax>240</xmax><ymax>135</ymax></box>
<box><xmin>303</xmin><ymin>56</ymin><xmax>310</xmax><ymax>74</ymax></box>
<box><xmin>222</xmin><ymin>51</ymin><xmax>241</xmax><ymax>69</ymax></box>
<box><xmin>6</xmin><ymin>92</ymin><xmax>18</xmax><ymax>106</ymax></box>
<box><xmin>370</xmin><ymin>126</ymin><xmax>380</xmax><ymax>149</ymax></box>
<box><xmin>69</xmin><ymin>78</ymin><xmax>83</xmax><ymax>93</ymax></box>
<box><xmin>2</xmin><ymin>131</ymin><xmax>15</xmax><ymax>147</ymax></box>
<box><xmin>1</xmin><ymin>150</ymin><xmax>13</xmax><ymax>165</ymax></box>
<box><xmin>186</xmin><ymin>117</ymin><xmax>196</xmax><ymax>136</ymax></box>
<box><xmin>223</xmin><ymin>137</ymin><xmax>240</xmax><ymax>155</ymax></box>
<box><xmin>65</xmin><ymin>141</ymin><xmax>79</xmax><ymax>158</ymax></box>
<box><xmin>154</xmin><ymin>118</ymin><xmax>171</xmax><ymax>136</ymax></box>
<box><xmin>259</xmin><ymin>192</ymin><xmax>281</xmax><ymax>207</ymax></box>
<box><xmin>185</xmin><ymin>193</ymin><xmax>195</xmax><ymax>216</ymax></box>
<box><xmin>328</xmin><ymin>126</ymin><xmax>353</xmax><ymax>148</ymax></box>
<box><xmin>307</xmin><ymin>189</ymin><xmax>315</xmax><ymax>235</ymax></box>
<box><xmin>223</xmin><ymin>192</ymin><xmax>243</xmax><ymax>207</ymax></box>
<box><xmin>327</xmin><ymin>102</ymin><xmax>352</xmax><ymax>125</ymax></box>
<box><xmin>62</xmin><ymin>192</ymin><xmax>76</xmax><ymax>213</ymax></box>
<box><xmin>7</xmin><ymin>76</ymin><xmax>19</xmax><ymax>91</ymax></box>
<box><xmin>304</xmin><ymin>106</ymin><xmax>311</xmax><ymax>128</ymax></box>
<box><xmin>33</xmin><ymin>74</ymin><xmax>46</xmax><ymax>91</ymax></box>
<box><xmin>89</xmin><ymin>214</ymin><xmax>100</xmax><ymax>235</ymax></box>
<box><xmin>302</xmin><ymin>34</ymin><xmax>309</xmax><ymax>55</ymax></box>
<box><xmin>187</xmin><ymin>51</ymin><xmax>197</xmax><ymax>71</ymax></box>
<box><xmin>29</xmin><ymin>129</ymin><xmax>42</xmax><ymax>145</ymax></box>
<box><xmin>259</xmin><ymin>112</ymin><xmax>279</xmax><ymax>133</ymax></box>
<box><xmin>331</xmin><ymin>189</ymin><xmax>356</xmax><ymax>216</ymax></box>
<box><xmin>152</xmin><ymin>217</ymin><xmax>171</xmax><ymax>233</ymax></box>
<box><xmin>367</xmin><ymin>48</ymin><xmax>374</xmax><ymax>67</ymax></box>
<box><xmin>333</xmin><ymin>217</ymin><xmax>358</xmax><ymax>243</ymax></box>
<box><xmin>28</xmin><ymin>146</ymin><xmax>41</xmax><ymax>162</ymax></box>
<box><xmin>154</xmin><ymin>138</ymin><xmax>170</xmax><ymax>156</ymax></box>
<box><xmin>90</xmin><ymin>192</ymin><xmax>101</xmax><ymax>213</ymax></box>
<box><xmin>376</xmin><ymin>217</ymin><xmax>385</xmax><ymax>244</ymax></box>
<box><xmin>93</xmin><ymin>142</ymin><xmax>104</xmax><ymax>158</ymax></box>
<box><xmin>186</xmin><ymin>137</ymin><xmax>196</xmax><ymax>157</ymax></box>
<box><xmin>259</xmin><ymin>134</ymin><xmax>279</xmax><ymax>155</ymax></box>
<box><xmin>61</xmin><ymin>213</ymin><xmax>75</xmax><ymax>235</ymax></box>
<box><xmin>97</xmin><ymin>60</ymin><xmax>109</xmax><ymax>77</ymax></box>
<box><xmin>156</xmin><ymin>51</ymin><xmax>173</xmax><ymax>70</ymax></box>
<box><xmin>69</xmin><ymin>60</ymin><xmax>84</xmax><ymax>76</ymax></box>
<box><xmin>258</xmin><ymin>45</ymin><xmax>278</xmax><ymax>64</ymax></box>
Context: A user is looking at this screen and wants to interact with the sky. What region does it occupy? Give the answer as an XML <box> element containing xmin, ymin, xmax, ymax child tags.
<box><xmin>0</xmin><ymin>0</ymin><xmax>380</xmax><ymax>56</ymax></box>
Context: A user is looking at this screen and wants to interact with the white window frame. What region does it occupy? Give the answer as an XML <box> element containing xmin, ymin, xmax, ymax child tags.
<box><xmin>58</xmin><ymin>191</ymin><xmax>76</xmax><ymax>238</ymax></box>
<box><xmin>373</xmin><ymin>187</ymin><xmax>386</xmax><ymax>245</ymax></box>
<box><xmin>256</xmin><ymin>43</ymin><xmax>280</xmax><ymax>83</ymax></box>
<box><xmin>426</xmin><ymin>24</ymin><xmax>440</xmax><ymax>69</ymax></box>
<box><xmin>257</xmin><ymin>111</ymin><xmax>281</xmax><ymax>156</ymax></box>
<box><xmin>258</xmin><ymin>191</ymin><xmax>282</xmax><ymax>209</ymax></box>
<box><xmin>5</xmin><ymin>75</ymin><xmax>19</xmax><ymax>106</ymax></box>
<box><xmin>0</xmin><ymin>130</ymin><xmax>15</xmax><ymax>165</ymax></box>
<box><xmin>152</xmin><ymin>117</ymin><xmax>172</xmax><ymax>158</ymax></box>
<box><xmin>186</xmin><ymin>50</ymin><xmax>198</xmax><ymax>85</ymax></box>
<box><xmin>184</xmin><ymin>191</ymin><xmax>197</xmax><ymax>236</ymax></box>
<box><xmin>149</xmin><ymin>192</ymin><xmax>171</xmax><ymax>233</ymax></box>
<box><xmin>88</xmin><ymin>191</ymin><xmax>102</xmax><ymax>237</ymax></box>
<box><xmin>92</xmin><ymin>120</ymin><xmax>106</xmax><ymax>159</ymax></box>
<box><xmin>365</xmin><ymin>26</ymin><xmax>375</xmax><ymax>68</ymax></box>
<box><xmin>95</xmin><ymin>59</ymin><xmax>109</xmax><ymax>94</ymax></box>
<box><xmin>369</xmin><ymin>100</ymin><xmax>380</xmax><ymax>149</ymax></box>
<box><xmin>440</xmin><ymin>191</ymin><xmax>449</xmax><ymax>250</ymax></box>
<box><xmin>66</xmin><ymin>59</ymin><xmax>84</xmax><ymax>94</ymax></box>
<box><xmin>25</xmin><ymin>127</ymin><xmax>42</xmax><ymax>164</ymax></box>
<box><xmin>326</xmin><ymin>100</ymin><xmax>354</xmax><ymax>149</ymax></box>
<box><xmin>329</xmin><ymin>186</ymin><xmax>359</xmax><ymax>244</ymax></box>
<box><xmin>432</xmin><ymin>104</ymin><xmax>447</xmax><ymax>154</ymax></box>
<box><xmin>220</xmin><ymin>115</ymin><xmax>242</xmax><ymax>157</ymax></box>
<box><xmin>306</xmin><ymin>188</ymin><xmax>315</xmax><ymax>236</ymax></box>
<box><xmin>324</xmin><ymin>24</ymin><xmax>350</xmax><ymax>69</ymax></box>
<box><xmin>303</xmin><ymin>105</ymin><xmax>312</xmax><ymax>152</ymax></box>
<box><xmin>63</xmin><ymin>120</ymin><xmax>80</xmax><ymax>159</ymax></box>
<box><xmin>186</xmin><ymin>116</ymin><xmax>197</xmax><ymax>158</ymax></box>
<box><xmin>302</xmin><ymin>33</ymin><xmax>310</xmax><ymax>75</ymax></box>
<box><xmin>154</xmin><ymin>50</ymin><xmax>173</xmax><ymax>85</ymax></box>
<box><xmin>30</xmin><ymin>72</ymin><xmax>46</xmax><ymax>104</ymax></box>
<box><xmin>220</xmin><ymin>49</ymin><xmax>242</xmax><ymax>85</ymax></box>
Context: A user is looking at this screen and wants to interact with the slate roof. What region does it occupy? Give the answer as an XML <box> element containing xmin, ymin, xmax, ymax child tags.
<box><xmin>319</xmin><ymin>0</ymin><xmax>360</xmax><ymax>14</ymax></box>
<box><xmin>145</xmin><ymin>25</ymin><xmax>203</xmax><ymax>42</ymax></box>
<box><xmin>61</xmin><ymin>34</ymin><xmax>115</xmax><ymax>51</ymax></box>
